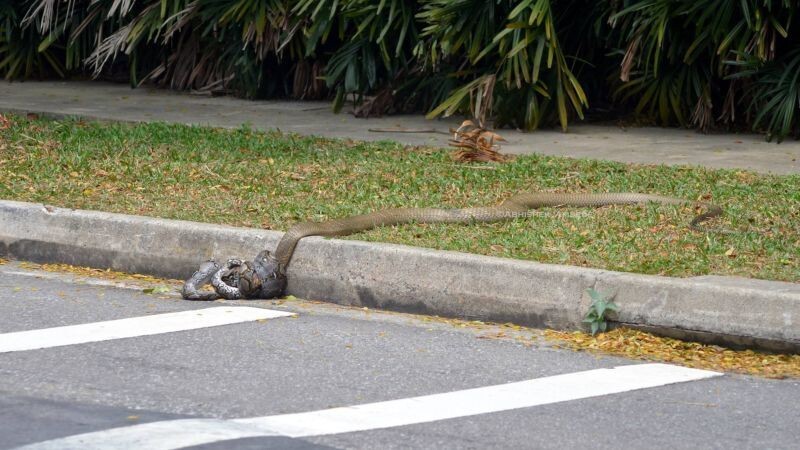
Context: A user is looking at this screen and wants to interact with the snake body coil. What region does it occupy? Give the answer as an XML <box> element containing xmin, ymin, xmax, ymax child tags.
<box><xmin>183</xmin><ymin>192</ymin><xmax>721</xmax><ymax>300</ymax></box>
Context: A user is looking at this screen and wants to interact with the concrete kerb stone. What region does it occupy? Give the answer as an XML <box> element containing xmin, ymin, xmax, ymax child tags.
<box><xmin>596</xmin><ymin>272</ymin><xmax>800</xmax><ymax>352</ymax></box>
<box><xmin>287</xmin><ymin>237</ymin><xmax>592</xmax><ymax>329</ymax></box>
<box><xmin>1</xmin><ymin>199</ymin><xmax>798</xmax><ymax>352</ymax></box>
<box><xmin>0</xmin><ymin>200</ymin><xmax>280</xmax><ymax>280</ymax></box>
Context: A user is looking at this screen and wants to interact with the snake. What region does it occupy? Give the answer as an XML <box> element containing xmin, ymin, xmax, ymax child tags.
<box><xmin>182</xmin><ymin>192</ymin><xmax>722</xmax><ymax>301</ymax></box>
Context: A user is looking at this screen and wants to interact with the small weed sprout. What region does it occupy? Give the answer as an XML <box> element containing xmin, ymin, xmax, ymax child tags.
<box><xmin>583</xmin><ymin>289</ymin><xmax>619</xmax><ymax>336</ymax></box>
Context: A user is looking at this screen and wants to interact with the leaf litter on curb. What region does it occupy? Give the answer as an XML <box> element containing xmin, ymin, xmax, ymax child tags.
<box><xmin>17</xmin><ymin>261</ymin><xmax>182</xmax><ymax>286</ymax></box>
<box><xmin>545</xmin><ymin>328</ymin><xmax>800</xmax><ymax>379</ymax></box>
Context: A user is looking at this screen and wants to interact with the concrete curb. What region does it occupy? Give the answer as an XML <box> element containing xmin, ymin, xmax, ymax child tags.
<box><xmin>1</xmin><ymin>200</ymin><xmax>798</xmax><ymax>352</ymax></box>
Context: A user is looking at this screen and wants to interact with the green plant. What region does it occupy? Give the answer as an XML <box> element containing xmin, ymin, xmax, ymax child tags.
<box><xmin>609</xmin><ymin>0</ymin><xmax>799</xmax><ymax>134</ymax></box>
<box><xmin>4</xmin><ymin>0</ymin><xmax>800</xmax><ymax>140</ymax></box>
<box><xmin>583</xmin><ymin>289</ymin><xmax>619</xmax><ymax>336</ymax></box>
<box><xmin>419</xmin><ymin>0</ymin><xmax>589</xmax><ymax>130</ymax></box>
<box><xmin>727</xmin><ymin>48</ymin><xmax>800</xmax><ymax>142</ymax></box>
<box><xmin>0</xmin><ymin>0</ymin><xmax>65</xmax><ymax>79</ymax></box>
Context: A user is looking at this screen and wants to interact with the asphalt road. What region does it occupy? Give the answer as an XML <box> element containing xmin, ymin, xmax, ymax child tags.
<box><xmin>0</xmin><ymin>262</ymin><xmax>798</xmax><ymax>449</ymax></box>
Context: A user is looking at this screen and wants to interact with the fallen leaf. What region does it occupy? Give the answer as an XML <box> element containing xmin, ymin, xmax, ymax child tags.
<box><xmin>143</xmin><ymin>286</ymin><xmax>171</xmax><ymax>294</ymax></box>
<box><xmin>545</xmin><ymin>328</ymin><xmax>800</xmax><ymax>379</ymax></box>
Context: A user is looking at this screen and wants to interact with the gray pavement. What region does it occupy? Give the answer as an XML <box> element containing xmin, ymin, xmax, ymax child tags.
<box><xmin>1</xmin><ymin>262</ymin><xmax>798</xmax><ymax>449</ymax></box>
<box><xmin>1</xmin><ymin>81</ymin><xmax>799</xmax><ymax>175</ymax></box>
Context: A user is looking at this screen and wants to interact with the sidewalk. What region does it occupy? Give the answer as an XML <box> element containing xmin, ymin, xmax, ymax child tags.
<box><xmin>2</xmin><ymin>81</ymin><xmax>799</xmax><ymax>175</ymax></box>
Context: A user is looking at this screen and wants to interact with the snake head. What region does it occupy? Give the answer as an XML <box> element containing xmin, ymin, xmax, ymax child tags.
<box><xmin>238</xmin><ymin>250</ymin><xmax>287</xmax><ymax>299</ymax></box>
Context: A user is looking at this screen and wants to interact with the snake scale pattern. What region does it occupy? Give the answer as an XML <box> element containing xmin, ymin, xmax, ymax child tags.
<box><xmin>182</xmin><ymin>192</ymin><xmax>722</xmax><ymax>301</ymax></box>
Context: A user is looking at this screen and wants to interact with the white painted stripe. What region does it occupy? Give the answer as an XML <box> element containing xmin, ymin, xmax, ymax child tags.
<box><xmin>19</xmin><ymin>364</ymin><xmax>721</xmax><ymax>450</ymax></box>
<box><xmin>0</xmin><ymin>307</ymin><xmax>295</xmax><ymax>353</ymax></box>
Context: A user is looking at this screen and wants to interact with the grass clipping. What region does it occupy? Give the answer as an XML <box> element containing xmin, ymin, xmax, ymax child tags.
<box><xmin>545</xmin><ymin>328</ymin><xmax>800</xmax><ymax>379</ymax></box>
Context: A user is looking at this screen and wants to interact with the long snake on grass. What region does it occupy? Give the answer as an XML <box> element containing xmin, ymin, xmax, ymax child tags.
<box><xmin>181</xmin><ymin>192</ymin><xmax>722</xmax><ymax>301</ymax></box>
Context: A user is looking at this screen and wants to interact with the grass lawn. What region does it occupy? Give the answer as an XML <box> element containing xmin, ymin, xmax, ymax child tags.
<box><xmin>0</xmin><ymin>114</ymin><xmax>797</xmax><ymax>282</ymax></box>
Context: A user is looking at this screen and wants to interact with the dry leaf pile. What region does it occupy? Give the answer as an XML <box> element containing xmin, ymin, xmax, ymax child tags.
<box><xmin>0</xmin><ymin>114</ymin><xmax>11</xmax><ymax>130</ymax></box>
<box><xmin>449</xmin><ymin>119</ymin><xmax>508</xmax><ymax>163</ymax></box>
<box><xmin>17</xmin><ymin>261</ymin><xmax>181</xmax><ymax>285</ymax></box>
<box><xmin>545</xmin><ymin>328</ymin><xmax>800</xmax><ymax>379</ymax></box>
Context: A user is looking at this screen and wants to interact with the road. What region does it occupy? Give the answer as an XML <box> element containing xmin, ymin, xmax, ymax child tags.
<box><xmin>0</xmin><ymin>262</ymin><xmax>797</xmax><ymax>449</ymax></box>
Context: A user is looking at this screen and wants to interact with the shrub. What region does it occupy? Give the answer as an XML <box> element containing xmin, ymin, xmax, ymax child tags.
<box><xmin>3</xmin><ymin>0</ymin><xmax>799</xmax><ymax>140</ymax></box>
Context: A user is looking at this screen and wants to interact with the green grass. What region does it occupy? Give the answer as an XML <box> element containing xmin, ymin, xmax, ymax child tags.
<box><xmin>0</xmin><ymin>115</ymin><xmax>798</xmax><ymax>282</ymax></box>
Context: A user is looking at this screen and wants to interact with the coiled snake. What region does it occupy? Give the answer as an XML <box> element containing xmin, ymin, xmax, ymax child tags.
<box><xmin>182</xmin><ymin>192</ymin><xmax>721</xmax><ymax>301</ymax></box>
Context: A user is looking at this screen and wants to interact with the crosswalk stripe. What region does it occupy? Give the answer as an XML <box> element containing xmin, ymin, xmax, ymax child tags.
<box><xmin>0</xmin><ymin>307</ymin><xmax>295</xmax><ymax>353</ymax></box>
<box><xmin>18</xmin><ymin>364</ymin><xmax>721</xmax><ymax>450</ymax></box>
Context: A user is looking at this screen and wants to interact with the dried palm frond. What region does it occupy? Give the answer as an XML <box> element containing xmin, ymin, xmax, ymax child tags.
<box><xmin>292</xmin><ymin>60</ymin><xmax>326</xmax><ymax>100</ymax></box>
<box><xmin>449</xmin><ymin>119</ymin><xmax>507</xmax><ymax>163</ymax></box>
